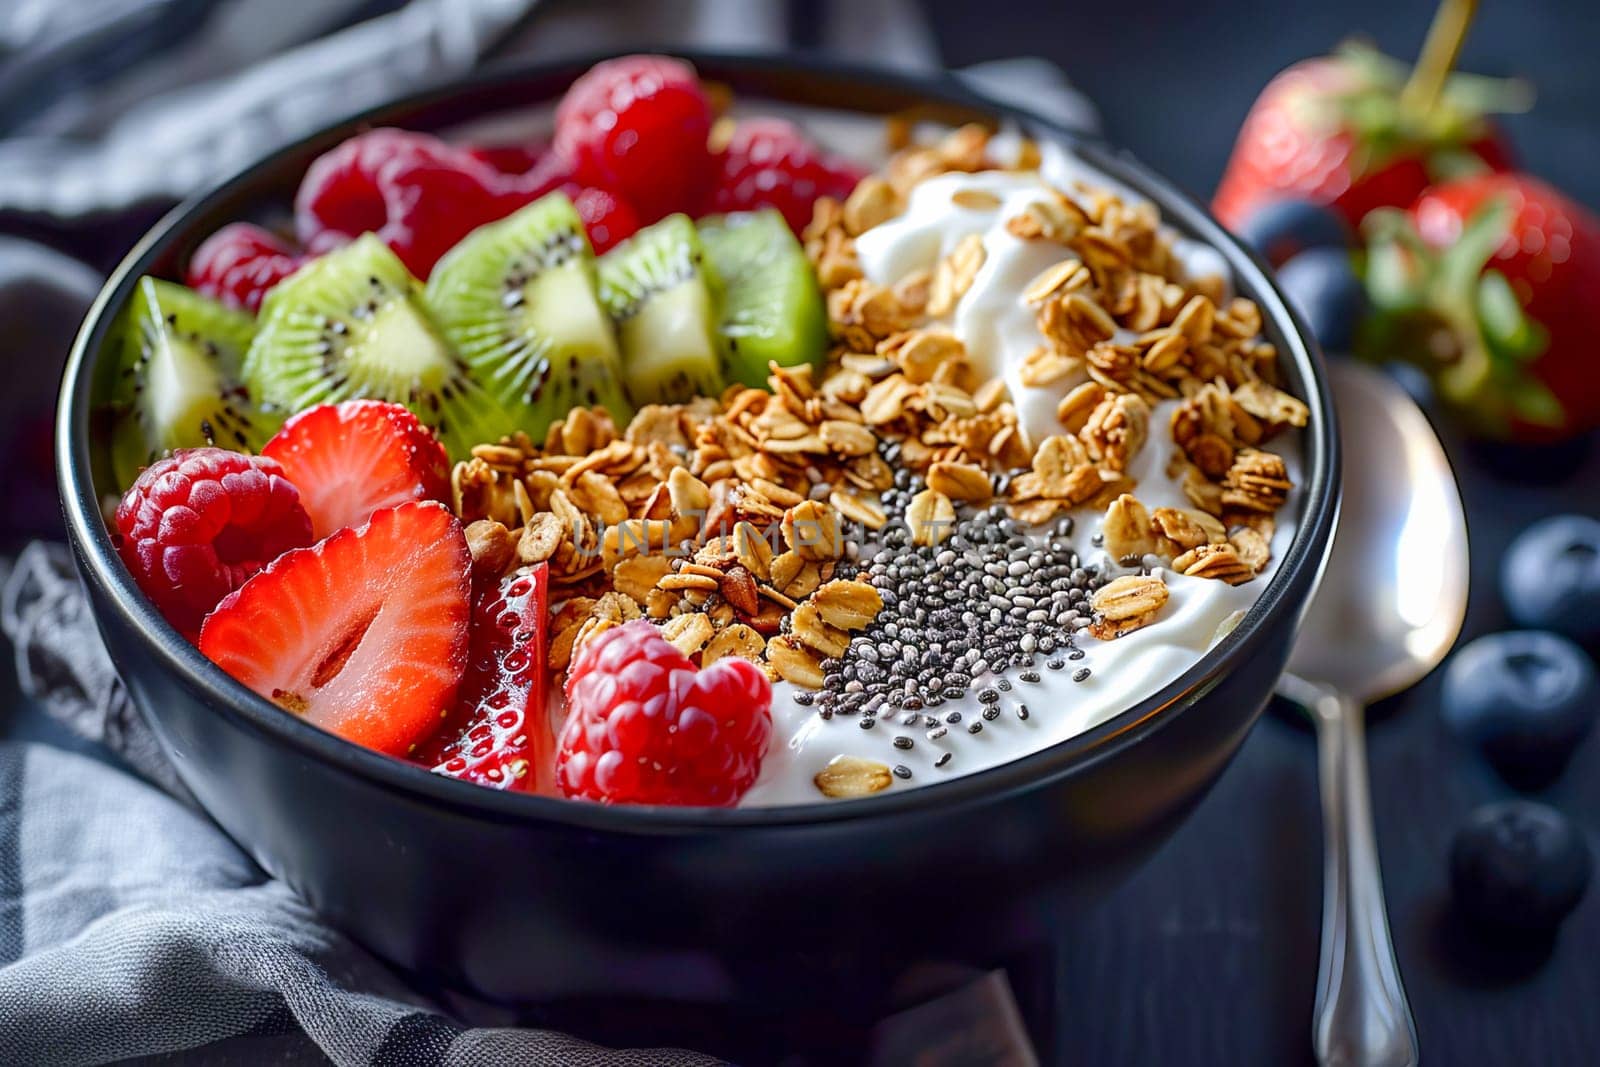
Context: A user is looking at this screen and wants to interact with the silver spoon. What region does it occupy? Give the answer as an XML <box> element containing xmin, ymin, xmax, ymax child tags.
<box><xmin>1277</xmin><ymin>360</ymin><xmax>1469</xmax><ymax>1067</ymax></box>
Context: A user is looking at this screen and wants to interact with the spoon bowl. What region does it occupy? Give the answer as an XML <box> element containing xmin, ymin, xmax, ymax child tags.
<box><xmin>1280</xmin><ymin>358</ymin><xmax>1469</xmax><ymax>1067</ymax></box>
<box><xmin>1289</xmin><ymin>361</ymin><xmax>1470</xmax><ymax>702</ymax></box>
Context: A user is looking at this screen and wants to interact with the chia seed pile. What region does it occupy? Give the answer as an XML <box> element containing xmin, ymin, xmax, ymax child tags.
<box><xmin>791</xmin><ymin>458</ymin><xmax>1112</xmax><ymax>780</ymax></box>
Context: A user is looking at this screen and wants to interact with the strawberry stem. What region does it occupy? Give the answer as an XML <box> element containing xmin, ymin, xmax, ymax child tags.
<box><xmin>1400</xmin><ymin>0</ymin><xmax>1479</xmax><ymax>118</ymax></box>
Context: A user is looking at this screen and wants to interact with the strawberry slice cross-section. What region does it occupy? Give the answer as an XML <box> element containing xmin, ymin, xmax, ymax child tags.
<box><xmin>199</xmin><ymin>500</ymin><xmax>472</xmax><ymax>757</ymax></box>
<box><xmin>261</xmin><ymin>399</ymin><xmax>451</xmax><ymax>540</ymax></box>
<box><xmin>413</xmin><ymin>563</ymin><xmax>552</xmax><ymax>791</ymax></box>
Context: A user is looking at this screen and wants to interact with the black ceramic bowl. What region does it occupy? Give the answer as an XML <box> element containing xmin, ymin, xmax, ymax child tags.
<box><xmin>57</xmin><ymin>51</ymin><xmax>1337</xmax><ymax>1030</ymax></box>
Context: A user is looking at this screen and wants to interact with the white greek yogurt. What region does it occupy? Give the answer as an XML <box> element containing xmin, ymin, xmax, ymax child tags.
<box><xmin>737</xmin><ymin>153</ymin><xmax>1301</xmax><ymax>807</ymax></box>
<box><xmin>455</xmin><ymin>106</ymin><xmax>1304</xmax><ymax>805</ymax></box>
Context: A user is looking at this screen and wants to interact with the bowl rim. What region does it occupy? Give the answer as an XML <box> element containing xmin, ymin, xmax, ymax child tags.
<box><xmin>57</xmin><ymin>48</ymin><xmax>1339</xmax><ymax>833</ymax></box>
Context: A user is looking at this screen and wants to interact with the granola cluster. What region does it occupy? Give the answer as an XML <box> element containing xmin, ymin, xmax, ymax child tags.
<box><xmin>451</xmin><ymin>120</ymin><xmax>1310</xmax><ymax>698</ymax></box>
<box><xmin>451</xmin><ymin>370</ymin><xmax>889</xmax><ymax>687</ymax></box>
<box><xmin>804</xmin><ymin>121</ymin><xmax>1306</xmax><ymax>606</ymax></box>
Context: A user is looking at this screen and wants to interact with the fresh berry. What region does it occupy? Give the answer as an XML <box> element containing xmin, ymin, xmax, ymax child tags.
<box><xmin>1213</xmin><ymin>43</ymin><xmax>1521</xmax><ymax>230</ymax></box>
<box><xmin>1234</xmin><ymin>197</ymin><xmax>1348</xmax><ymax>267</ymax></box>
<box><xmin>413</xmin><ymin>564</ymin><xmax>551</xmax><ymax>790</ymax></box>
<box><xmin>1451</xmin><ymin>800</ymin><xmax>1591</xmax><ymax>933</ymax></box>
<box><xmin>557</xmin><ymin>619</ymin><xmax>773</xmax><ymax>806</ymax></box>
<box><xmin>569</xmin><ymin>186</ymin><xmax>640</xmax><ymax>253</ymax></box>
<box><xmin>1441</xmin><ymin>631</ymin><xmax>1599</xmax><ymax>786</ymax></box>
<box><xmin>296</xmin><ymin>129</ymin><xmax>458</xmax><ymax>241</ymax></box>
<box><xmin>1380</xmin><ymin>361</ymin><xmax>1436</xmax><ymax>408</ymax></box>
<box><xmin>504</xmin><ymin>151</ymin><xmax>579</xmax><ymax>201</ymax></box>
<box><xmin>199</xmin><ymin>501</ymin><xmax>471</xmax><ymax>757</ymax></box>
<box><xmin>260</xmin><ymin>399</ymin><xmax>450</xmax><ymax>539</ymax></box>
<box><xmin>554</xmin><ymin>55</ymin><xmax>715</xmax><ymax>223</ymax></box>
<box><xmin>186</xmin><ymin>223</ymin><xmax>305</xmax><ymax>312</ymax></box>
<box><xmin>705</xmin><ymin>117</ymin><xmax>865</xmax><ymax>234</ymax></box>
<box><xmin>377</xmin><ymin>158</ymin><xmax>529</xmax><ymax>279</ymax></box>
<box><xmin>466</xmin><ymin>140</ymin><xmax>551</xmax><ymax>176</ymax></box>
<box><xmin>1276</xmin><ymin>246</ymin><xmax>1367</xmax><ymax>352</ymax></box>
<box><xmin>294</xmin><ymin>128</ymin><xmax>520</xmax><ymax>278</ymax></box>
<box><xmin>1365</xmin><ymin>173</ymin><xmax>1600</xmax><ymax>440</ymax></box>
<box><xmin>114</xmin><ymin>448</ymin><xmax>314</xmax><ymax>637</ymax></box>
<box><xmin>1502</xmin><ymin>516</ymin><xmax>1600</xmax><ymax>643</ymax></box>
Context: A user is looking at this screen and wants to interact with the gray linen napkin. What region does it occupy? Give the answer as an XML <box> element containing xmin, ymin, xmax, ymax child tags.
<box><xmin>0</xmin><ymin>544</ymin><xmax>723</xmax><ymax>1066</ymax></box>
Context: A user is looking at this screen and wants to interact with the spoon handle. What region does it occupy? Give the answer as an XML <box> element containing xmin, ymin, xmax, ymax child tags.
<box><xmin>1304</xmin><ymin>680</ymin><xmax>1419</xmax><ymax>1067</ymax></box>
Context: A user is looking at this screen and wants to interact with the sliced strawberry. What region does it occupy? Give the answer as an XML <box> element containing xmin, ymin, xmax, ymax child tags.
<box><xmin>412</xmin><ymin>564</ymin><xmax>551</xmax><ymax>791</ymax></box>
<box><xmin>260</xmin><ymin>400</ymin><xmax>450</xmax><ymax>539</ymax></box>
<box><xmin>199</xmin><ymin>501</ymin><xmax>471</xmax><ymax>757</ymax></box>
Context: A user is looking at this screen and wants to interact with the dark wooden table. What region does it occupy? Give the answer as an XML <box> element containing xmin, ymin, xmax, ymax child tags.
<box><xmin>1043</xmin><ymin>417</ymin><xmax>1600</xmax><ymax>1062</ymax></box>
<box><xmin>918</xmin><ymin>3</ymin><xmax>1600</xmax><ymax>1061</ymax></box>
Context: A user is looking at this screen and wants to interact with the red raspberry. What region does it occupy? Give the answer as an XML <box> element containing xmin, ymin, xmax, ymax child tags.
<box><xmin>186</xmin><ymin>223</ymin><xmax>305</xmax><ymax>312</ymax></box>
<box><xmin>568</xmin><ymin>186</ymin><xmax>640</xmax><ymax>253</ymax></box>
<box><xmin>377</xmin><ymin>158</ymin><xmax>524</xmax><ymax>278</ymax></box>
<box><xmin>558</xmin><ymin>620</ymin><xmax>773</xmax><ymax>806</ymax></box>
<box><xmin>294</xmin><ymin>128</ymin><xmax>516</xmax><ymax>278</ymax></box>
<box><xmin>707</xmin><ymin>118</ymin><xmax>865</xmax><ymax>233</ymax></box>
<box><xmin>466</xmin><ymin>140</ymin><xmax>551</xmax><ymax>176</ymax></box>
<box><xmin>554</xmin><ymin>55</ymin><xmax>715</xmax><ymax>223</ymax></box>
<box><xmin>499</xmin><ymin>153</ymin><xmax>638</xmax><ymax>252</ymax></box>
<box><xmin>114</xmin><ymin>448</ymin><xmax>314</xmax><ymax>638</ymax></box>
<box><xmin>502</xmin><ymin>151</ymin><xmax>579</xmax><ymax>201</ymax></box>
<box><xmin>296</xmin><ymin>129</ymin><xmax>461</xmax><ymax>239</ymax></box>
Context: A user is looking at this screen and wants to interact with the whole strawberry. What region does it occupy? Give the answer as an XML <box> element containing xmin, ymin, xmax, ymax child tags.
<box><xmin>558</xmin><ymin>620</ymin><xmax>773</xmax><ymax>806</ymax></box>
<box><xmin>1362</xmin><ymin>173</ymin><xmax>1600</xmax><ymax>441</ymax></box>
<box><xmin>1214</xmin><ymin>29</ymin><xmax>1525</xmax><ymax>231</ymax></box>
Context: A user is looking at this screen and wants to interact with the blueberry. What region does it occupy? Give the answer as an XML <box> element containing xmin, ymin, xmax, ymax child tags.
<box><xmin>1502</xmin><ymin>515</ymin><xmax>1600</xmax><ymax>643</ymax></box>
<box><xmin>1276</xmin><ymin>247</ymin><xmax>1368</xmax><ymax>354</ymax></box>
<box><xmin>1441</xmin><ymin>631</ymin><xmax>1598</xmax><ymax>785</ymax></box>
<box><xmin>1380</xmin><ymin>361</ymin><xmax>1435</xmax><ymax>408</ymax></box>
<box><xmin>1450</xmin><ymin>800</ymin><xmax>1591</xmax><ymax>933</ymax></box>
<box><xmin>1235</xmin><ymin>197</ymin><xmax>1348</xmax><ymax>267</ymax></box>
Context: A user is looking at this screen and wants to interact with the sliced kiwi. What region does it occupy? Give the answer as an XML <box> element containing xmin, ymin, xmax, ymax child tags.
<box><xmin>106</xmin><ymin>277</ymin><xmax>267</xmax><ymax>488</ymax></box>
<box><xmin>699</xmin><ymin>209</ymin><xmax>828</xmax><ymax>388</ymax></box>
<box><xmin>244</xmin><ymin>233</ymin><xmax>512</xmax><ymax>458</ymax></box>
<box><xmin>597</xmin><ymin>213</ymin><xmax>727</xmax><ymax>404</ymax></box>
<box><xmin>426</xmin><ymin>192</ymin><xmax>633</xmax><ymax>438</ymax></box>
